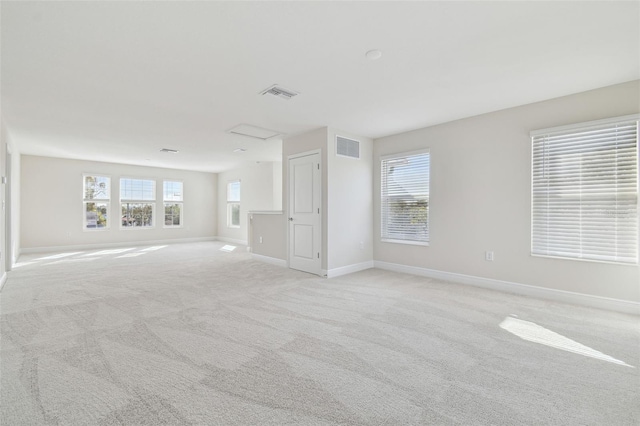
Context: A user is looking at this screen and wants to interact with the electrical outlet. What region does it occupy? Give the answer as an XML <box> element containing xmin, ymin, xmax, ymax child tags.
<box><xmin>485</xmin><ymin>251</ymin><xmax>494</xmax><ymax>261</ymax></box>
<box><xmin>259</xmin><ymin>236</ymin><xmax>263</xmax><ymax>244</ymax></box>
<box><xmin>359</xmin><ymin>241</ymin><xmax>364</xmax><ymax>250</ymax></box>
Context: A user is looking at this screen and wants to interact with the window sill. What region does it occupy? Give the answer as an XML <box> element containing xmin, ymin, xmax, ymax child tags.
<box><xmin>120</xmin><ymin>226</ymin><xmax>155</xmax><ymax>230</ymax></box>
<box><xmin>531</xmin><ymin>253</ymin><xmax>638</xmax><ymax>266</ymax></box>
<box><xmin>381</xmin><ymin>238</ymin><xmax>429</xmax><ymax>247</ymax></box>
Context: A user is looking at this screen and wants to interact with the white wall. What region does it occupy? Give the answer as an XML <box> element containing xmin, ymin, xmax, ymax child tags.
<box><xmin>21</xmin><ymin>155</ymin><xmax>217</xmax><ymax>250</ymax></box>
<box><xmin>326</xmin><ymin>128</ymin><xmax>373</xmax><ymax>271</ymax></box>
<box><xmin>250</xmin><ymin>212</ymin><xmax>286</xmax><ymax>260</ymax></box>
<box><xmin>374</xmin><ymin>80</ymin><xmax>640</xmax><ymax>302</ymax></box>
<box><xmin>0</xmin><ymin>119</ymin><xmax>7</xmax><ymax>282</ymax></box>
<box><xmin>272</xmin><ymin>161</ymin><xmax>282</xmax><ymax>210</ymax></box>
<box><xmin>0</xmin><ymin>119</ymin><xmax>21</xmax><ymax>277</ymax></box>
<box><xmin>282</xmin><ymin>127</ymin><xmax>374</xmax><ymax>274</ymax></box>
<box><xmin>216</xmin><ymin>161</ymin><xmax>281</xmax><ymax>245</ymax></box>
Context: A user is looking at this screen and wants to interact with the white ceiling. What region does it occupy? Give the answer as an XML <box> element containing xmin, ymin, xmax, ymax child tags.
<box><xmin>2</xmin><ymin>1</ymin><xmax>639</xmax><ymax>173</ymax></box>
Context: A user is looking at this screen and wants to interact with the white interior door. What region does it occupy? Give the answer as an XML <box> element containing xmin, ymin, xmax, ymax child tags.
<box><xmin>288</xmin><ymin>152</ymin><xmax>321</xmax><ymax>275</ymax></box>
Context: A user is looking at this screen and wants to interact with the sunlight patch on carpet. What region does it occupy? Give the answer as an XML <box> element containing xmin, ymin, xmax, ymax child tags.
<box><xmin>500</xmin><ymin>316</ymin><xmax>633</xmax><ymax>368</ymax></box>
<box><xmin>82</xmin><ymin>248</ymin><xmax>136</xmax><ymax>257</ymax></box>
<box><xmin>116</xmin><ymin>253</ymin><xmax>147</xmax><ymax>258</ymax></box>
<box><xmin>35</xmin><ymin>252</ymin><xmax>84</xmax><ymax>261</ymax></box>
<box><xmin>220</xmin><ymin>245</ymin><xmax>236</xmax><ymax>252</ymax></box>
<box><xmin>140</xmin><ymin>246</ymin><xmax>168</xmax><ymax>252</ymax></box>
<box><xmin>12</xmin><ymin>261</ymin><xmax>40</xmax><ymax>269</ymax></box>
<box><xmin>45</xmin><ymin>258</ymin><xmax>99</xmax><ymax>265</ymax></box>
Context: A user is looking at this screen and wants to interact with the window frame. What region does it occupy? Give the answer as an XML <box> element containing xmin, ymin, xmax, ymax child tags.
<box><xmin>530</xmin><ymin>114</ymin><xmax>639</xmax><ymax>265</ymax></box>
<box><xmin>83</xmin><ymin>174</ymin><xmax>111</xmax><ymax>231</ymax></box>
<box><xmin>119</xmin><ymin>177</ymin><xmax>156</xmax><ymax>230</ymax></box>
<box><xmin>163</xmin><ymin>180</ymin><xmax>184</xmax><ymax>228</ymax></box>
<box><xmin>380</xmin><ymin>149</ymin><xmax>430</xmax><ymax>246</ymax></box>
<box><xmin>227</xmin><ymin>179</ymin><xmax>241</xmax><ymax>229</ymax></box>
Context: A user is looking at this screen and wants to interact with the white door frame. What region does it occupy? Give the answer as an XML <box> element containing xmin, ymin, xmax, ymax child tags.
<box><xmin>287</xmin><ymin>149</ymin><xmax>322</xmax><ymax>276</ymax></box>
<box><xmin>4</xmin><ymin>146</ymin><xmax>11</xmax><ymax>272</ymax></box>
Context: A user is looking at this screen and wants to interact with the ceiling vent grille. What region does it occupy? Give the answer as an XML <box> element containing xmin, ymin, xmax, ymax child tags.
<box><xmin>336</xmin><ymin>136</ymin><xmax>360</xmax><ymax>159</ymax></box>
<box><xmin>260</xmin><ymin>84</ymin><xmax>299</xmax><ymax>100</ymax></box>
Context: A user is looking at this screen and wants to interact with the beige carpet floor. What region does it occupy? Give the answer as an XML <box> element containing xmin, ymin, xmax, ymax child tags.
<box><xmin>1</xmin><ymin>241</ymin><xmax>638</xmax><ymax>425</ymax></box>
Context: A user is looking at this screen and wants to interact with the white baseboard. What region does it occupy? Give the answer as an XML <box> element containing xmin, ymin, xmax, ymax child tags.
<box><xmin>216</xmin><ymin>237</ymin><xmax>248</xmax><ymax>246</ymax></box>
<box><xmin>374</xmin><ymin>261</ymin><xmax>640</xmax><ymax>315</ymax></box>
<box><xmin>20</xmin><ymin>237</ymin><xmax>218</xmax><ymax>255</ymax></box>
<box><xmin>0</xmin><ymin>272</ymin><xmax>6</xmax><ymax>292</ymax></box>
<box><xmin>251</xmin><ymin>253</ymin><xmax>287</xmax><ymax>268</ymax></box>
<box><xmin>327</xmin><ymin>261</ymin><xmax>374</xmax><ymax>278</ymax></box>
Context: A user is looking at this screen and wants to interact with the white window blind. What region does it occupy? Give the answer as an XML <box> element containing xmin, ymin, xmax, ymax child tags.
<box><xmin>381</xmin><ymin>150</ymin><xmax>430</xmax><ymax>245</ymax></box>
<box><xmin>531</xmin><ymin>115</ymin><xmax>639</xmax><ymax>264</ymax></box>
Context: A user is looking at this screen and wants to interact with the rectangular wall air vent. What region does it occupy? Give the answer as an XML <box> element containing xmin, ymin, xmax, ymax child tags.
<box><xmin>260</xmin><ymin>84</ymin><xmax>299</xmax><ymax>100</ymax></box>
<box><xmin>336</xmin><ymin>136</ymin><xmax>360</xmax><ymax>159</ymax></box>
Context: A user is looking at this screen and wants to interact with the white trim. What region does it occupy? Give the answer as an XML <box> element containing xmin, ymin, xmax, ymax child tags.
<box><xmin>287</xmin><ymin>149</ymin><xmax>322</xmax><ymax>276</ymax></box>
<box><xmin>327</xmin><ymin>261</ymin><xmax>374</xmax><ymax>278</ymax></box>
<box><xmin>227</xmin><ymin>202</ymin><xmax>241</xmax><ymax>228</ymax></box>
<box><xmin>288</xmin><ymin>149</ymin><xmax>322</xmax><ymax>161</ymax></box>
<box><xmin>0</xmin><ymin>272</ymin><xmax>6</xmax><ymax>292</ymax></box>
<box><xmin>82</xmin><ymin>174</ymin><xmax>112</xmax><ymax>231</ymax></box>
<box><xmin>530</xmin><ymin>113</ymin><xmax>640</xmax><ymax>137</ymax></box>
<box><xmin>162</xmin><ymin>180</ymin><xmax>184</xmax><ymax>229</ymax></box>
<box><xmin>216</xmin><ymin>236</ymin><xmax>248</xmax><ymax>246</ymax></box>
<box><xmin>380</xmin><ymin>148</ymin><xmax>430</xmax><ymax>161</ymax></box>
<box><xmin>531</xmin><ymin>253</ymin><xmax>639</xmax><ymax>267</ymax></box>
<box><xmin>19</xmin><ymin>237</ymin><xmax>218</xmax><ymax>255</ymax></box>
<box><xmin>120</xmin><ymin>177</ymin><xmax>157</xmax><ymax>229</ymax></box>
<box><xmin>251</xmin><ymin>253</ymin><xmax>287</xmax><ymax>267</ymax></box>
<box><xmin>374</xmin><ymin>261</ymin><xmax>640</xmax><ymax>315</ymax></box>
<box><xmin>381</xmin><ymin>238</ymin><xmax>429</xmax><ymax>247</ymax></box>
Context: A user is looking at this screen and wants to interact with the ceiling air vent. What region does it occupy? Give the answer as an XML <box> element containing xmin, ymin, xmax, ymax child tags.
<box><xmin>336</xmin><ymin>136</ymin><xmax>360</xmax><ymax>159</ymax></box>
<box><xmin>260</xmin><ymin>84</ymin><xmax>299</xmax><ymax>100</ymax></box>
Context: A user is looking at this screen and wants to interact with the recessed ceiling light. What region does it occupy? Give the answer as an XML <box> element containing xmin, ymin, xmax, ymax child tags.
<box><xmin>233</xmin><ymin>148</ymin><xmax>247</xmax><ymax>153</ymax></box>
<box><xmin>160</xmin><ymin>148</ymin><xmax>179</xmax><ymax>153</ymax></box>
<box><xmin>365</xmin><ymin>49</ymin><xmax>382</xmax><ymax>60</ymax></box>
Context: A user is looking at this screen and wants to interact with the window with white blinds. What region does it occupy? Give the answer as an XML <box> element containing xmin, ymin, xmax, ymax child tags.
<box><xmin>381</xmin><ymin>149</ymin><xmax>430</xmax><ymax>245</ymax></box>
<box><xmin>531</xmin><ymin>115</ymin><xmax>639</xmax><ymax>264</ymax></box>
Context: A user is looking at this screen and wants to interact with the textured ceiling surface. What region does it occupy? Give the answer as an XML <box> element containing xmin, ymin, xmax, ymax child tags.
<box><xmin>2</xmin><ymin>1</ymin><xmax>638</xmax><ymax>172</ymax></box>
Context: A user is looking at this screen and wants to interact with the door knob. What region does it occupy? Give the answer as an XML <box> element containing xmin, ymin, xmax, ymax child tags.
<box><xmin>288</xmin><ymin>217</ymin><xmax>294</xmax><ymax>221</ymax></box>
